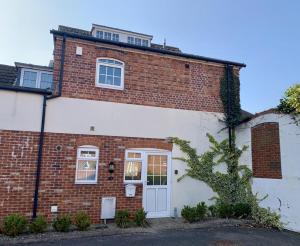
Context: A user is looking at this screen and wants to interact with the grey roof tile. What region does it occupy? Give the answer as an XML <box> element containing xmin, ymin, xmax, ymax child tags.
<box><xmin>0</xmin><ymin>64</ymin><xmax>17</xmax><ymax>85</ymax></box>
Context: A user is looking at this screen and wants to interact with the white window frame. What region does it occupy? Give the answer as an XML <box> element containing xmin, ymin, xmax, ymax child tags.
<box><xmin>20</xmin><ymin>68</ymin><xmax>53</xmax><ymax>89</ymax></box>
<box><xmin>124</xmin><ymin>150</ymin><xmax>144</xmax><ymax>184</ymax></box>
<box><xmin>95</xmin><ymin>58</ymin><xmax>125</xmax><ymax>90</ymax></box>
<box><xmin>75</xmin><ymin>145</ymin><xmax>99</xmax><ymax>184</ymax></box>
<box><xmin>112</xmin><ymin>33</ymin><xmax>119</xmax><ymax>42</ymax></box>
<box><xmin>127</xmin><ymin>36</ymin><xmax>134</xmax><ymax>44</ymax></box>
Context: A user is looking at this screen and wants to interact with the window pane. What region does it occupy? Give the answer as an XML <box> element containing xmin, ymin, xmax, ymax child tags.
<box><xmin>96</xmin><ymin>31</ymin><xmax>103</xmax><ymax>39</ymax></box>
<box><xmin>147</xmin><ymin>175</ymin><xmax>153</xmax><ymax>185</ymax></box>
<box><xmin>23</xmin><ymin>71</ymin><xmax>37</xmax><ymax>88</ymax></box>
<box><xmin>107</xmin><ymin>67</ymin><xmax>113</xmax><ymax>76</ymax></box>
<box><xmin>161</xmin><ymin>176</ymin><xmax>167</xmax><ymax>185</ymax></box>
<box><xmin>113</xmin><ymin>77</ymin><xmax>121</xmax><ymax>86</ymax></box>
<box><xmin>124</xmin><ymin>161</ymin><xmax>142</xmax><ymax>180</ymax></box>
<box><xmin>99</xmin><ymin>65</ymin><xmax>106</xmax><ymax>75</ymax></box>
<box><xmin>112</xmin><ymin>33</ymin><xmax>119</xmax><ymax>41</ymax></box>
<box><xmin>77</xmin><ymin>160</ymin><xmax>97</xmax><ymax>181</ymax></box>
<box><xmin>80</xmin><ymin>150</ymin><xmax>96</xmax><ymax>158</ymax></box>
<box><xmin>76</xmin><ymin>170</ymin><xmax>96</xmax><ymax>181</ymax></box>
<box><xmin>153</xmin><ymin>165</ymin><xmax>160</xmax><ymax>175</ymax></box>
<box><xmin>127</xmin><ymin>152</ymin><xmax>141</xmax><ymax>159</ymax></box>
<box><xmin>40</xmin><ymin>73</ymin><xmax>53</xmax><ymax>89</ymax></box>
<box><xmin>106</xmin><ymin>76</ymin><xmax>113</xmax><ymax>85</ymax></box>
<box><xmin>99</xmin><ymin>75</ymin><xmax>106</xmax><ymax>84</ymax></box>
<box><xmin>154</xmin><ymin>176</ymin><xmax>160</xmax><ymax>185</ymax></box>
<box><xmin>104</xmin><ymin>32</ymin><xmax>111</xmax><ymax>40</ymax></box>
<box><xmin>135</xmin><ymin>38</ymin><xmax>141</xmax><ymax>45</ymax></box>
<box><xmin>114</xmin><ymin>61</ymin><xmax>123</xmax><ymax>65</ymax></box>
<box><xmin>128</xmin><ymin>36</ymin><xmax>134</xmax><ymax>44</ymax></box>
<box><xmin>114</xmin><ymin>67</ymin><xmax>121</xmax><ymax>77</ymax></box>
<box><xmin>142</xmin><ymin>40</ymin><xmax>149</xmax><ymax>47</ymax></box>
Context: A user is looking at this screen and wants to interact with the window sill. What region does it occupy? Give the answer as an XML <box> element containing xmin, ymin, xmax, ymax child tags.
<box><xmin>96</xmin><ymin>83</ymin><xmax>124</xmax><ymax>91</ymax></box>
<box><xmin>75</xmin><ymin>181</ymin><xmax>97</xmax><ymax>185</ymax></box>
<box><xmin>124</xmin><ymin>180</ymin><xmax>143</xmax><ymax>184</ymax></box>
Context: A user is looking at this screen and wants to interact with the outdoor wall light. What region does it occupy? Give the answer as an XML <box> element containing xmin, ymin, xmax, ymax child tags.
<box><xmin>108</xmin><ymin>161</ymin><xmax>115</xmax><ymax>180</ymax></box>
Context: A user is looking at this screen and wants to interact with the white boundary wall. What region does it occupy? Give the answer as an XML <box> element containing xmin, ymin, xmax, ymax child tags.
<box><xmin>236</xmin><ymin>113</ymin><xmax>300</xmax><ymax>232</ymax></box>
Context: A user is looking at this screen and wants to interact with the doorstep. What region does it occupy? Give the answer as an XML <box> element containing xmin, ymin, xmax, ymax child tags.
<box><xmin>0</xmin><ymin>218</ymin><xmax>253</xmax><ymax>245</ymax></box>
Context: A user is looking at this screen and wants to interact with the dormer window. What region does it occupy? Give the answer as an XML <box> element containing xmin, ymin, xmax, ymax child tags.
<box><xmin>112</xmin><ymin>33</ymin><xmax>119</xmax><ymax>42</ymax></box>
<box><xmin>127</xmin><ymin>36</ymin><xmax>134</xmax><ymax>44</ymax></box>
<box><xmin>96</xmin><ymin>58</ymin><xmax>124</xmax><ymax>90</ymax></box>
<box><xmin>135</xmin><ymin>38</ymin><xmax>141</xmax><ymax>46</ymax></box>
<box><xmin>142</xmin><ymin>40</ymin><xmax>149</xmax><ymax>47</ymax></box>
<box><xmin>20</xmin><ymin>69</ymin><xmax>53</xmax><ymax>90</ymax></box>
<box><xmin>96</xmin><ymin>31</ymin><xmax>103</xmax><ymax>39</ymax></box>
<box><xmin>92</xmin><ymin>24</ymin><xmax>153</xmax><ymax>47</ymax></box>
<box><xmin>104</xmin><ymin>32</ymin><xmax>111</xmax><ymax>40</ymax></box>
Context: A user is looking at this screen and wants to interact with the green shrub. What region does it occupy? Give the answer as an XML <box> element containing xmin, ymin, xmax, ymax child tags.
<box><xmin>53</xmin><ymin>214</ymin><xmax>72</xmax><ymax>232</ymax></box>
<box><xmin>233</xmin><ymin>203</ymin><xmax>251</xmax><ymax>219</ymax></box>
<box><xmin>217</xmin><ymin>203</ymin><xmax>234</xmax><ymax>218</ymax></box>
<box><xmin>208</xmin><ymin>205</ymin><xmax>218</xmax><ymax>217</ymax></box>
<box><xmin>134</xmin><ymin>208</ymin><xmax>148</xmax><ymax>227</ymax></box>
<box><xmin>2</xmin><ymin>214</ymin><xmax>27</xmax><ymax>237</ymax></box>
<box><xmin>115</xmin><ymin>210</ymin><xmax>130</xmax><ymax>228</ymax></box>
<box><xmin>195</xmin><ymin>202</ymin><xmax>207</xmax><ymax>220</ymax></box>
<box><xmin>74</xmin><ymin>212</ymin><xmax>91</xmax><ymax>231</ymax></box>
<box><xmin>252</xmin><ymin>205</ymin><xmax>282</xmax><ymax>229</ymax></box>
<box><xmin>181</xmin><ymin>206</ymin><xmax>198</xmax><ymax>223</ymax></box>
<box><xmin>29</xmin><ymin>216</ymin><xmax>48</xmax><ymax>234</ymax></box>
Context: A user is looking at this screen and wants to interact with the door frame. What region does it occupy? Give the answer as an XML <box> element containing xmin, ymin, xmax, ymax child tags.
<box><xmin>125</xmin><ymin>148</ymin><xmax>172</xmax><ymax>218</ymax></box>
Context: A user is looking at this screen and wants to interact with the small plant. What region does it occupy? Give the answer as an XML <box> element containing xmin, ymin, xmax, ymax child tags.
<box><xmin>2</xmin><ymin>214</ymin><xmax>27</xmax><ymax>237</ymax></box>
<box><xmin>195</xmin><ymin>202</ymin><xmax>207</xmax><ymax>220</ymax></box>
<box><xmin>29</xmin><ymin>216</ymin><xmax>48</xmax><ymax>233</ymax></box>
<box><xmin>181</xmin><ymin>206</ymin><xmax>198</xmax><ymax>223</ymax></box>
<box><xmin>208</xmin><ymin>205</ymin><xmax>218</xmax><ymax>217</ymax></box>
<box><xmin>53</xmin><ymin>214</ymin><xmax>72</xmax><ymax>232</ymax></box>
<box><xmin>233</xmin><ymin>203</ymin><xmax>251</xmax><ymax>219</ymax></box>
<box><xmin>252</xmin><ymin>205</ymin><xmax>282</xmax><ymax>230</ymax></box>
<box><xmin>134</xmin><ymin>208</ymin><xmax>148</xmax><ymax>227</ymax></box>
<box><xmin>115</xmin><ymin>210</ymin><xmax>130</xmax><ymax>228</ymax></box>
<box><xmin>74</xmin><ymin>211</ymin><xmax>91</xmax><ymax>231</ymax></box>
<box><xmin>217</xmin><ymin>203</ymin><xmax>234</xmax><ymax>218</ymax></box>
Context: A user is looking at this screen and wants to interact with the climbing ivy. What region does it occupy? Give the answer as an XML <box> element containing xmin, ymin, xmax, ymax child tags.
<box><xmin>171</xmin><ymin>134</ymin><xmax>252</xmax><ymax>204</ymax></box>
<box><xmin>171</xmin><ymin>134</ymin><xmax>283</xmax><ymax>229</ymax></box>
<box><xmin>220</xmin><ymin>66</ymin><xmax>242</xmax><ymax>128</ymax></box>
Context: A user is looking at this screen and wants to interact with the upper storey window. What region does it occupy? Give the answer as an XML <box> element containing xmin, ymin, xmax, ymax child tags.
<box><xmin>96</xmin><ymin>31</ymin><xmax>119</xmax><ymax>42</ymax></box>
<box><xmin>127</xmin><ymin>36</ymin><xmax>149</xmax><ymax>47</ymax></box>
<box><xmin>20</xmin><ymin>69</ymin><xmax>53</xmax><ymax>90</ymax></box>
<box><xmin>96</xmin><ymin>58</ymin><xmax>124</xmax><ymax>90</ymax></box>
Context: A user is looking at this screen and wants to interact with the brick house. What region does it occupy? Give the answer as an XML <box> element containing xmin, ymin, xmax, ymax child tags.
<box><xmin>0</xmin><ymin>24</ymin><xmax>299</xmax><ymax>231</ymax></box>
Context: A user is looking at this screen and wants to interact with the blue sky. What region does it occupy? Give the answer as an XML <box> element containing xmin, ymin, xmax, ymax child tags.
<box><xmin>0</xmin><ymin>0</ymin><xmax>299</xmax><ymax>113</ymax></box>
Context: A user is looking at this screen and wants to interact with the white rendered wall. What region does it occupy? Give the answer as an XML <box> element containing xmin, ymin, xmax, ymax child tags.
<box><xmin>0</xmin><ymin>93</ymin><xmax>227</xmax><ymax>216</ymax></box>
<box><xmin>236</xmin><ymin>113</ymin><xmax>300</xmax><ymax>232</ymax></box>
<box><xmin>0</xmin><ymin>91</ymin><xmax>43</xmax><ymax>132</ymax></box>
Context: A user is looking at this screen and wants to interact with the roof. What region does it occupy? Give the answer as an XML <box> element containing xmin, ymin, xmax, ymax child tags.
<box><xmin>91</xmin><ymin>24</ymin><xmax>153</xmax><ymax>39</ymax></box>
<box><xmin>15</xmin><ymin>62</ymin><xmax>53</xmax><ymax>72</ymax></box>
<box><xmin>0</xmin><ymin>64</ymin><xmax>17</xmax><ymax>85</ymax></box>
<box><xmin>52</xmin><ymin>26</ymin><xmax>246</xmax><ymax>68</ymax></box>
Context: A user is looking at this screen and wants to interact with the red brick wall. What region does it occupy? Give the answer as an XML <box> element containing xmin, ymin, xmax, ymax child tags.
<box><xmin>0</xmin><ymin>130</ymin><xmax>172</xmax><ymax>223</ymax></box>
<box><xmin>251</xmin><ymin>122</ymin><xmax>282</xmax><ymax>179</ymax></box>
<box><xmin>53</xmin><ymin>37</ymin><xmax>228</xmax><ymax>112</ymax></box>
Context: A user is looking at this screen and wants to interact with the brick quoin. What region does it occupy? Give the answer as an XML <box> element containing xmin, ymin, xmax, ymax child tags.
<box><xmin>251</xmin><ymin>122</ymin><xmax>282</xmax><ymax>179</ymax></box>
<box><xmin>0</xmin><ymin>130</ymin><xmax>172</xmax><ymax>223</ymax></box>
<box><xmin>53</xmin><ymin>37</ymin><xmax>234</xmax><ymax>112</ymax></box>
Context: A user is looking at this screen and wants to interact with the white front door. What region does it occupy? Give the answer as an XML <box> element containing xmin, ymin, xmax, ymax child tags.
<box><xmin>143</xmin><ymin>152</ymin><xmax>171</xmax><ymax>218</ymax></box>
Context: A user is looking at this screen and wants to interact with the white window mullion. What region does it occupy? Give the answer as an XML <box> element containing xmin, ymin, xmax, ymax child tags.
<box><xmin>37</xmin><ymin>71</ymin><xmax>41</xmax><ymax>88</ymax></box>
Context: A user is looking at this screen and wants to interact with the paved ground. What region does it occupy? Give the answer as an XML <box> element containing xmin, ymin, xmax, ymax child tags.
<box><xmin>11</xmin><ymin>227</ymin><xmax>300</xmax><ymax>246</ymax></box>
